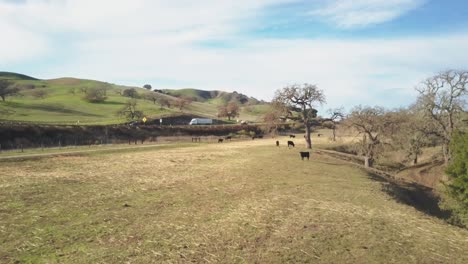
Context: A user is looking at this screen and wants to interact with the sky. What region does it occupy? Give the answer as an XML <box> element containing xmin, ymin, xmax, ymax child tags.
<box><xmin>1</xmin><ymin>0</ymin><xmax>468</xmax><ymax>110</ymax></box>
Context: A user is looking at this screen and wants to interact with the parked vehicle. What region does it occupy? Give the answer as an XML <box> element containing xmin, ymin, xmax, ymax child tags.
<box><xmin>127</xmin><ymin>121</ymin><xmax>140</xmax><ymax>127</ymax></box>
<box><xmin>189</xmin><ymin>118</ymin><xmax>213</xmax><ymax>125</ymax></box>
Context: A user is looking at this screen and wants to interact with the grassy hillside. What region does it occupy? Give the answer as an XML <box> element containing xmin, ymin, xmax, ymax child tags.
<box><xmin>163</xmin><ymin>88</ymin><xmax>262</xmax><ymax>105</ymax></box>
<box><xmin>1</xmin><ymin>139</ymin><xmax>467</xmax><ymax>263</ymax></box>
<box><xmin>0</xmin><ymin>71</ymin><xmax>38</xmax><ymax>80</ymax></box>
<box><xmin>0</xmin><ymin>73</ymin><xmax>268</xmax><ymax>125</ymax></box>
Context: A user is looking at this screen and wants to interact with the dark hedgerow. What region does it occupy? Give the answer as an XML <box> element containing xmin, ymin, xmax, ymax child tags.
<box><xmin>0</xmin><ymin>123</ymin><xmax>264</xmax><ymax>150</ymax></box>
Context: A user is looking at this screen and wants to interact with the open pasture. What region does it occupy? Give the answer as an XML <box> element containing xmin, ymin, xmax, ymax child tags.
<box><xmin>0</xmin><ymin>138</ymin><xmax>467</xmax><ymax>263</ymax></box>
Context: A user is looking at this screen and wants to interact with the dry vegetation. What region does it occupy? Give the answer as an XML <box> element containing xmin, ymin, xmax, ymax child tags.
<box><xmin>1</xmin><ymin>138</ymin><xmax>467</xmax><ymax>263</ymax></box>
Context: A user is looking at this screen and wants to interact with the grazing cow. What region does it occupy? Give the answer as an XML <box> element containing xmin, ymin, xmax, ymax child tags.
<box><xmin>289</xmin><ymin>134</ymin><xmax>296</xmax><ymax>138</ymax></box>
<box><xmin>300</xmin><ymin>151</ymin><xmax>310</xmax><ymax>160</ymax></box>
<box><xmin>287</xmin><ymin>141</ymin><xmax>295</xmax><ymax>148</ymax></box>
<box><xmin>192</xmin><ymin>137</ymin><xmax>201</xmax><ymax>142</ymax></box>
<box><xmin>225</xmin><ymin>136</ymin><xmax>232</xmax><ymax>141</ymax></box>
<box><xmin>258</xmin><ymin>135</ymin><xmax>263</xmax><ymax>139</ymax></box>
<box><xmin>218</xmin><ymin>138</ymin><xmax>224</xmax><ymax>143</ymax></box>
<box><xmin>317</xmin><ymin>133</ymin><xmax>322</xmax><ymax>137</ymax></box>
<box><xmin>276</xmin><ymin>140</ymin><xmax>279</xmax><ymax>147</ymax></box>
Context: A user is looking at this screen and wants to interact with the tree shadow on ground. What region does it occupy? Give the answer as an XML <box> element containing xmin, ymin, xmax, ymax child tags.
<box><xmin>8</xmin><ymin>102</ymin><xmax>102</xmax><ymax>117</ymax></box>
<box><xmin>98</xmin><ymin>101</ymin><xmax>125</xmax><ymax>106</ymax></box>
<box><xmin>367</xmin><ymin>172</ymin><xmax>452</xmax><ymax>220</ymax></box>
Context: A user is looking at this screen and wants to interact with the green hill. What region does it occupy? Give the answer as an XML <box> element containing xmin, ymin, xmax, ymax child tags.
<box><xmin>163</xmin><ymin>88</ymin><xmax>262</xmax><ymax>105</ymax></box>
<box><xmin>0</xmin><ymin>73</ymin><xmax>269</xmax><ymax>125</ymax></box>
<box><xmin>0</xmin><ymin>71</ymin><xmax>38</xmax><ymax>80</ymax></box>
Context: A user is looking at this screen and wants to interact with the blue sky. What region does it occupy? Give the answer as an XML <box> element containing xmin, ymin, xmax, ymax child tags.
<box><xmin>1</xmin><ymin>0</ymin><xmax>468</xmax><ymax>111</ymax></box>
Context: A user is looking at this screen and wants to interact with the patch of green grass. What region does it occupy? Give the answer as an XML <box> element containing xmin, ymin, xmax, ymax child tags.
<box><xmin>0</xmin><ymin>139</ymin><xmax>467</xmax><ymax>263</ymax></box>
<box><xmin>0</xmin><ymin>77</ymin><xmax>266</xmax><ymax>125</ymax></box>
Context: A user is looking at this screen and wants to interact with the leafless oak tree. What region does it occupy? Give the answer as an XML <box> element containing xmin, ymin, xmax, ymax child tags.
<box><xmin>174</xmin><ymin>97</ymin><xmax>192</xmax><ymax>111</ymax></box>
<box><xmin>346</xmin><ymin>106</ymin><xmax>403</xmax><ymax>168</ymax></box>
<box><xmin>118</xmin><ymin>99</ymin><xmax>144</xmax><ymax>120</ymax></box>
<box><xmin>326</xmin><ymin>107</ymin><xmax>345</xmax><ymax>141</ymax></box>
<box><xmin>273</xmin><ymin>84</ymin><xmax>326</xmax><ymax>149</ymax></box>
<box><xmin>262</xmin><ymin>103</ymin><xmax>284</xmax><ymax>135</ymax></box>
<box><xmin>218</xmin><ymin>102</ymin><xmax>240</xmax><ymax>120</ymax></box>
<box><xmin>416</xmin><ymin>70</ymin><xmax>468</xmax><ymax>164</ymax></box>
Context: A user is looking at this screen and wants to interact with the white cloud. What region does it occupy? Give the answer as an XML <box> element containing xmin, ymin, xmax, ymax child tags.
<box><xmin>310</xmin><ymin>0</ymin><xmax>426</xmax><ymax>28</ymax></box>
<box><xmin>1</xmin><ymin>0</ymin><xmax>293</xmax><ymax>36</ymax></box>
<box><xmin>1</xmin><ymin>0</ymin><xmax>467</xmax><ymax>111</ymax></box>
<box><xmin>43</xmin><ymin>34</ymin><xmax>468</xmax><ymax>110</ymax></box>
<box><xmin>0</xmin><ymin>0</ymin><xmax>293</xmax><ymax>64</ymax></box>
<box><xmin>0</xmin><ymin>22</ymin><xmax>49</xmax><ymax>66</ymax></box>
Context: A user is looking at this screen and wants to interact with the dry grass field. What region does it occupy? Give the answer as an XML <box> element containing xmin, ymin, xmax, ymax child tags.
<box><xmin>1</xmin><ymin>137</ymin><xmax>467</xmax><ymax>263</ymax></box>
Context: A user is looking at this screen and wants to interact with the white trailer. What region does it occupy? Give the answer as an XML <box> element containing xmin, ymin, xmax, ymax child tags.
<box><xmin>189</xmin><ymin>118</ymin><xmax>213</xmax><ymax>125</ymax></box>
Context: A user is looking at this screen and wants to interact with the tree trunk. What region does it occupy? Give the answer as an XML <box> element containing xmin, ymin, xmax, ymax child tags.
<box><xmin>332</xmin><ymin>126</ymin><xmax>336</xmax><ymax>141</ymax></box>
<box><xmin>413</xmin><ymin>155</ymin><xmax>418</xmax><ymax>165</ymax></box>
<box><xmin>305</xmin><ymin>123</ymin><xmax>312</xmax><ymax>149</ymax></box>
<box><xmin>442</xmin><ymin>142</ymin><xmax>450</xmax><ymax>164</ymax></box>
<box><xmin>364</xmin><ymin>156</ymin><xmax>374</xmax><ymax>168</ymax></box>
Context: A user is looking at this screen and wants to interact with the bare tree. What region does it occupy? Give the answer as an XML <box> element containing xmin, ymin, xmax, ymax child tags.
<box><xmin>262</xmin><ymin>103</ymin><xmax>283</xmax><ymax>135</ymax></box>
<box><xmin>346</xmin><ymin>106</ymin><xmax>403</xmax><ymax>168</ymax></box>
<box><xmin>391</xmin><ymin>108</ymin><xmax>433</xmax><ymax>165</ymax></box>
<box><xmin>174</xmin><ymin>97</ymin><xmax>192</xmax><ymax>111</ymax></box>
<box><xmin>118</xmin><ymin>99</ymin><xmax>144</xmax><ymax>120</ymax></box>
<box><xmin>157</xmin><ymin>97</ymin><xmax>172</xmax><ymax>109</ymax></box>
<box><xmin>144</xmin><ymin>92</ymin><xmax>159</xmax><ymax>104</ymax></box>
<box><xmin>0</xmin><ymin>80</ymin><xmax>19</xmax><ymax>101</ymax></box>
<box><xmin>326</xmin><ymin>107</ymin><xmax>345</xmax><ymax>141</ymax></box>
<box><xmin>416</xmin><ymin>70</ymin><xmax>468</xmax><ymax>164</ymax></box>
<box><xmin>273</xmin><ymin>83</ymin><xmax>326</xmax><ymax>149</ymax></box>
<box><xmin>218</xmin><ymin>102</ymin><xmax>240</xmax><ymax>120</ymax></box>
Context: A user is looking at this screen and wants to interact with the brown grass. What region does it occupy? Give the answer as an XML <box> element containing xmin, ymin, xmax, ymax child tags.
<box><xmin>0</xmin><ymin>137</ymin><xmax>467</xmax><ymax>263</ymax></box>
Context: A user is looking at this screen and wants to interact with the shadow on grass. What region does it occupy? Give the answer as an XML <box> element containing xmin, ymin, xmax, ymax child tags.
<box><xmin>6</xmin><ymin>102</ymin><xmax>102</xmax><ymax>117</ymax></box>
<box><xmin>98</xmin><ymin>100</ymin><xmax>125</xmax><ymax>106</ymax></box>
<box><xmin>367</xmin><ymin>172</ymin><xmax>451</xmax><ymax>220</ymax></box>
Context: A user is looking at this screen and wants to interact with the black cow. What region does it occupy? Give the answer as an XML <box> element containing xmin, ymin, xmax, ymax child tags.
<box><xmin>225</xmin><ymin>136</ymin><xmax>232</xmax><ymax>141</ymax></box>
<box><xmin>289</xmin><ymin>134</ymin><xmax>296</xmax><ymax>138</ymax></box>
<box><xmin>300</xmin><ymin>151</ymin><xmax>310</xmax><ymax>160</ymax></box>
<box><xmin>317</xmin><ymin>133</ymin><xmax>323</xmax><ymax>137</ymax></box>
<box><xmin>287</xmin><ymin>141</ymin><xmax>295</xmax><ymax>148</ymax></box>
<box><xmin>218</xmin><ymin>138</ymin><xmax>224</xmax><ymax>143</ymax></box>
<box><xmin>276</xmin><ymin>140</ymin><xmax>279</xmax><ymax>147</ymax></box>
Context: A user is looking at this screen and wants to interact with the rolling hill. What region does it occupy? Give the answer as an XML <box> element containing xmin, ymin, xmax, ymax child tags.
<box><xmin>0</xmin><ymin>71</ymin><xmax>38</xmax><ymax>81</ymax></box>
<box><xmin>162</xmin><ymin>88</ymin><xmax>262</xmax><ymax>105</ymax></box>
<box><xmin>0</xmin><ymin>72</ymin><xmax>270</xmax><ymax>125</ymax></box>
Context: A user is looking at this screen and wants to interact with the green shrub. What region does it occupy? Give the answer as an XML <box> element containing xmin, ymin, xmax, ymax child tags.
<box><xmin>444</xmin><ymin>131</ymin><xmax>468</xmax><ymax>226</ymax></box>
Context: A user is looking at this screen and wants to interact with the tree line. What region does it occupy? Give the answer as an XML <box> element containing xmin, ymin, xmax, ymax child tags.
<box><xmin>269</xmin><ymin>69</ymin><xmax>468</xmax><ymax>226</ymax></box>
